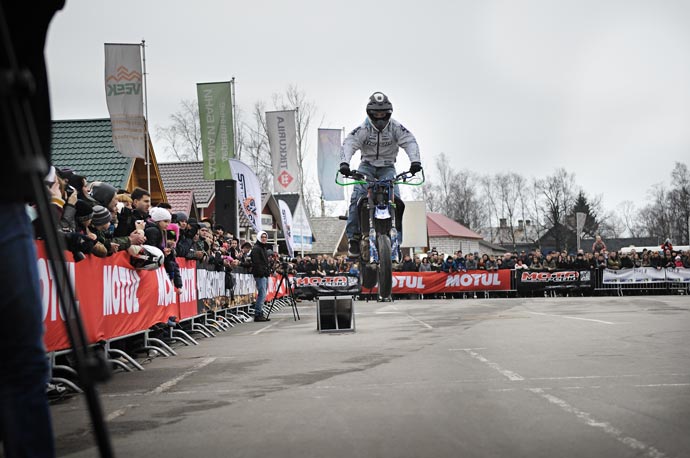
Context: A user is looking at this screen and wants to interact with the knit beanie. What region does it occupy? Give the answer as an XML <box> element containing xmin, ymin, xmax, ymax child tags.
<box><xmin>149</xmin><ymin>207</ymin><xmax>172</xmax><ymax>222</ymax></box>
<box><xmin>89</xmin><ymin>182</ymin><xmax>117</xmax><ymax>207</ymax></box>
<box><xmin>75</xmin><ymin>200</ymin><xmax>93</xmax><ymax>224</ymax></box>
<box><xmin>175</xmin><ymin>212</ymin><xmax>188</xmax><ymax>222</ymax></box>
<box><xmin>91</xmin><ymin>205</ymin><xmax>111</xmax><ymax>227</ymax></box>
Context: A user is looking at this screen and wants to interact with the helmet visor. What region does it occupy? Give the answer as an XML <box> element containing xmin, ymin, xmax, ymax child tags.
<box><xmin>369</xmin><ymin>110</ymin><xmax>389</xmax><ymax>119</ymax></box>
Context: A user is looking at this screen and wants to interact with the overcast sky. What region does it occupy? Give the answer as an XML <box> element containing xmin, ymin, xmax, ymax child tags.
<box><xmin>45</xmin><ymin>0</ymin><xmax>690</xmax><ymax>213</ymax></box>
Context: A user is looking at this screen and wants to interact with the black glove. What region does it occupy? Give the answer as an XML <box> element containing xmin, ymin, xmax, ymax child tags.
<box><xmin>410</xmin><ymin>161</ymin><xmax>422</xmax><ymax>175</ymax></box>
<box><xmin>339</xmin><ymin>162</ymin><xmax>352</xmax><ymax>177</ymax></box>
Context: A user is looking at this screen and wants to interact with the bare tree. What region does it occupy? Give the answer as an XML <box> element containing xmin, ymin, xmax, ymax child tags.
<box><xmin>240</xmin><ymin>101</ymin><xmax>273</xmax><ymax>192</ymax></box>
<box><xmin>155</xmin><ymin>99</ymin><xmax>202</xmax><ymax>161</ymax></box>
<box><xmin>638</xmin><ymin>162</ymin><xmax>690</xmax><ymax>244</ymax></box>
<box><xmin>616</xmin><ymin>200</ymin><xmax>640</xmax><ymax>237</ymax></box>
<box><xmin>421</xmin><ymin>153</ymin><xmax>486</xmax><ymax>231</ymax></box>
<box><xmin>156</xmin><ymin>98</ymin><xmax>247</xmax><ymax>164</ymax></box>
<box><xmin>482</xmin><ymin>172</ymin><xmax>526</xmax><ymax>248</ymax></box>
<box><xmin>536</xmin><ymin>168</ymin><xmax>577</xmax><ymax>251</ymax></box>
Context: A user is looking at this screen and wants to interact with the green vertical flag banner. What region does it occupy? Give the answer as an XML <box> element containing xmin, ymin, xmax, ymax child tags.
<box><xmin>197</xmin><ymin>82</ymin><xmax>234</xmax><ymax>180</ymax></box>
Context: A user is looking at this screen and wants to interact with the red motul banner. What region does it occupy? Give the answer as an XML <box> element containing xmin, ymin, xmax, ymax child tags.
<box><xmin>37</xmin><ymin>242</ymin><xmax>183</xmax><ymax>352</ymax></box>
<box><xmin>361</xmin><ymin>270</ymin><xmax>512</xmax><ymax>294</ymax></box>
<box><xmin>177</xmin><ymin>258</ymin><xmax>198</xmax><ymax>319</ymax></box>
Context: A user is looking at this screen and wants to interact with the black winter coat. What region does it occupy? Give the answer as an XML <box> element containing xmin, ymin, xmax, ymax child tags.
<box><xmin>250</xmin><ymin>241</ymin><xmax>271</xmax><ymax>278</ymax></box>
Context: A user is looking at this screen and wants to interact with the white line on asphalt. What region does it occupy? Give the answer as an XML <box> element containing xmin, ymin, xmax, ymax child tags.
<box><xmin>405</xmin><ymin>314</ymin><xmax>433</xmax><ymax>329</ymax></box>
<box><xmin>529</xmin><ymin>388</ymin><xmax>667</xmax><ymax>458</ymax></box>
<box><xmin>448</xmin><ymin>347</ymin><xmax>488</xmax><ymax>351</ymax></box>
<box><xmin>462</xmin><ymin>349</ymin><xmax>525</xmax><ymax>381</ymax></box>
<box><xmin>529</xmin><ymin>374</ymin><xmax>683</xmax><ymax>381</ymax></box>
<box><xmin>252</xmin><ymin>322</ymin><xmax>277</xmax><ymax>335</ymax></box>
<box><xmin>634</xmin><ymin>383</ymin><xmax>690</xmax><ymax>388</ymax></box>
<box><xmin>527</xmin><ymin>311</ymin><xmax>616</xmax><ymax>325</ymax></box>
<box><xmin>106</xmin><ymin>404</ymin><xmax>138</xmax><ymax>421</ymax></box>
<box><xmin>146</xmin><ymin>357</ymin><xmax>216</xmax><ymax>395</ymax></box>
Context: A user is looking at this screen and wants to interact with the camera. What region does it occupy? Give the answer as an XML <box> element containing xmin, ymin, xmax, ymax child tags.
<box><xmin>66</xmin><ymin>185</ymin><xmax>76</xmax><ymax>197</ymax></box>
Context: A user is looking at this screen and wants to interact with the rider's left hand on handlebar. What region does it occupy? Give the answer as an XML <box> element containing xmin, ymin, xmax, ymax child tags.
<box><xmin>339</xmin><ymin>162</ymin><xmax>352</xmax><ymax>177</ymax></box>
<box><xmin>410</xmin><ymin>161</ymin><xmax>422</xmax><ymax>175</ymax></box>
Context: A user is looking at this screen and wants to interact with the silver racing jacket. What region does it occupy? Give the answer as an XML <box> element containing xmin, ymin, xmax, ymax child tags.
<box><xmin>340</xmin><ymin>118</ymin><xmax>420</xmax><ymax>168</ymax></box>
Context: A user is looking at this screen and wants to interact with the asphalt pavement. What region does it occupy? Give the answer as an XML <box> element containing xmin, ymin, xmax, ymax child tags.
<box><xmin>51</xmin><ymin>295</ymin><xmax>690</xmax><ymax>457</ymax></box>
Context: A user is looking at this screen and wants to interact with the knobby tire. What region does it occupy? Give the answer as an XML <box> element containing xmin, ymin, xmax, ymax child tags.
<box><xmin>377</xmin><ymin>234</ymin><xmax>392</xmax><ymax>300</ymax></box>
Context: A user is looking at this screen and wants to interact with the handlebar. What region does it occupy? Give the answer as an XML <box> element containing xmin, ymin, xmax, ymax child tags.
<box><xmin>335</xmin><ymin>168</ymin><xmax>425</xmax><ymax>186</ymax></box>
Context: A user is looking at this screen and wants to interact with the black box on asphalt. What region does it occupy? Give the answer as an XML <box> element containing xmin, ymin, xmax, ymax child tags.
<box><xmin>317</xmin><ymin>296</ymin><xmax>355</xmax><ymax>333</ymax></box>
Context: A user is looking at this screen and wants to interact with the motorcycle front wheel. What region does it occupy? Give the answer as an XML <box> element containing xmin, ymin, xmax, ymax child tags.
<box><xmin>377</xmin><ymin>234</ymin><xmax>392</xmax><ymax>300</ymax></box>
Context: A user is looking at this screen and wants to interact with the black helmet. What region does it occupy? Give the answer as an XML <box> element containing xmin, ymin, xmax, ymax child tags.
<box><xmin>366</xmin><ymin>92</ymin><xmax>393</xmax><ymax>131</ymax></box>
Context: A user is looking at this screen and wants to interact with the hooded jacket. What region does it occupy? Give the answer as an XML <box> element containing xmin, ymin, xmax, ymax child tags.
<box><xmin>340</xmin><ymin>118</ymin><xmax>420</xmax><ymax>168</ymax></box>
<box><xmin>250</xmin><ymin>240</ymin><xmax>271</xmax><ymax>278</ymax></box>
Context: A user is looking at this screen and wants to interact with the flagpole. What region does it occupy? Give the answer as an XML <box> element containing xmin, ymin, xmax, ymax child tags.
<box><xmin>141</xmin><ymin>39</ymin><xmax>151</xmax><ymax>193</ymax></box>
<box><xmin>231</xmin><ymin>76</ymin><xmax>238</xmax><ymax>160</ymax></box>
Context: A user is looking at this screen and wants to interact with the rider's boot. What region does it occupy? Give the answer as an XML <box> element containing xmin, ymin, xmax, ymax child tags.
<box><xmin>348</xmin><ymin>236</ymin><xmax>361</xmax><ymax>258</ymax></box>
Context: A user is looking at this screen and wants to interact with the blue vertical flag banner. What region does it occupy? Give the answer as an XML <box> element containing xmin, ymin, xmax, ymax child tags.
<box><xmin>104</xmin><ymin>43</ymin><xmax>145</xmax><ymax>159</ymax></box>
<box><xmin>317</xmin><ymin>128</ymin><xmax>344</xmax><ymax>200</ymax></box>
<box><xmin>229</xmin><ymin>159</ymin><xmax>262</xmax><ymax>232</ymax></box>
<box><xmin>197</xmin><ymin>82</ymin><xmax>234</xmax><ymax>180</ymax></box>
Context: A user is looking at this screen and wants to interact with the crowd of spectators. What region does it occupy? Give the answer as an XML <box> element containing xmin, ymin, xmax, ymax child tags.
<box><xmin>42</xmin><ymin>168</ymin><xmax>689</xmax><ymax>289</ymax></box>
<box><xmin>42</xmin><ymin>166</ymin><xmax>258</xmax><ymax>297</ymax></box>
<box><xmin>390</xmin><ymin>243</ymin><xmax>690</xmax><ymax>273</ymax></box>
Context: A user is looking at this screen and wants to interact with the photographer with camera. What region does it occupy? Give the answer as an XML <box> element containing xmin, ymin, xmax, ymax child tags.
<box><xmin>250</xmin><ymin>231</ymin><xmax>271</xmax><ymax>322</ymax></box>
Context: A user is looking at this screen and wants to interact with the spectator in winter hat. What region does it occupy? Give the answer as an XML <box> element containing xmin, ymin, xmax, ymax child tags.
<box><xmin>91</xmin><ymin>205</ymin><xmax>112</xmax><ymax>229</ymax></box>
<box><xmin>89</xmin><ymin>181</ymin><xmax>118</xmax><ymax>212</ymax></box>
<box><xmin>74</xmin><ymin>200</ymin><xmax>94</xmax><ymax>228</ymax></box>
<box><xmin>145</xmin><ymin>207</ymin><xmax>172</xmax><ymax>250</ymax></box>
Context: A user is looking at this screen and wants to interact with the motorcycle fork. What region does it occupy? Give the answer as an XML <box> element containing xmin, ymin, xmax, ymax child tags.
<box><xmin>367</xmin><ymin>187</ymin><xmax>378</xmax><ymax>264</ymax></box>
<box><xmin>388</xmin><ymin>184</ymin><xmax>400</xmax><ymax>263</ymax></box>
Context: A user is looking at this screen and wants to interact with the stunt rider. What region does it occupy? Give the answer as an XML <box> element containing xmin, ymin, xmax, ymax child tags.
<box><xmin>339</xmin><ymin>91</ymin><xmax>422</xmax><ymax>257</ymax></box>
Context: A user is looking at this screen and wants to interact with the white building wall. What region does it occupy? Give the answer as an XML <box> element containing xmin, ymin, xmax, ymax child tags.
<box><xmin>429</xmin><ymin>237</ymin><xmax>481</xmax><ymax>256</ymax></box>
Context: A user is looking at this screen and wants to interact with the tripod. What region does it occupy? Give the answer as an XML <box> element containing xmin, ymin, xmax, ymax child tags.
<box><xmin>266</xmin><ymin>267</ymin><xmax>300</xmax><ymax>321</ymax></box>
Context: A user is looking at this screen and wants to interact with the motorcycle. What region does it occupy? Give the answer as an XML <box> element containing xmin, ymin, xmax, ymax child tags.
<box><xmin>336</xmin><ymin>168</ymin><xmax>424</xmax><ymax>301</ymax></box>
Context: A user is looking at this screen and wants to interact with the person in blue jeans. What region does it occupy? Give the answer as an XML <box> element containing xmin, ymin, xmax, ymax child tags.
<box><xmin>0</xmin><ymin>205</ymin><xmax>55</xmax><ymax>457</ymax></box>
<box><xmin>1</xmin><ymin>1</ymin><xmax>65</xmax><ymax>455</ymax></box>
<box><xmin>339</xmin><ymin>92</ymin><xmax>422</xmax><ymax>257</ymax></box>
<box><xmin>251</xmin><ymin>231</ymin><xmax>271</xmax><ymax>322</ymax></box>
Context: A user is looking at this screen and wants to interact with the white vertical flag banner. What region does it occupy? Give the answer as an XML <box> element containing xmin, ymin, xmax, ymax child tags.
<box><xmin>229</xmin><ymin>159</ymin><xmax>262</xmax><ymax>233</ymax></box>
<box><xmin>104</xmin><ymin>43</ymin><xmax>146</xmax><ymax>159</ymax></box>
<box><xmin>266</xmin><ymin>110</ymin><xmax>300</xmax><ymax>193</ymax></box>
<box><xmin>278</xmin><ymin>199</ymin><xmax>295</xmax><ymax>258</ymax></box>
<box><xmin>317</xmin><ymin>128</ymin><xmax>344</xmax><ymax>201</ymax></box>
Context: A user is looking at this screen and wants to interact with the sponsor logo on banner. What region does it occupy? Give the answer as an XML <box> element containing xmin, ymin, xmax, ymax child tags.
<box><xmin>38</xmin><ymin>259</ymin><xmax>76</xmax><ymax>322</ymax></box>
<box><xmin>520</xmin><ymin>271</ymin><xmax>581</xmax><ymax>283</ymax></box>
<box><xmin>103</xmin><ymin>266</ymin><xmax>141</xmax><ymax>316</ymax></box>
<box><xmin>393</xmin><ymin>275</ymin><xmax>427</xmax><ymax>289</ymax></box>
<box><xmin>197</xmin><ymin>82</ymin><xmax>234</xmax><ymax>180</ymax></box>
<box><xmin>156</xmin><ymin>269</ymin><xmax>177</xmax><ymax>307</ymax></box>
<box><xmin>229</xmin><ymin>159</ymin><xmax>262</xmax><ymax>233</ymax></box>
<box><xmin>179</xmin><ymin>267</ymin><xmax>197</xmax><ymax>303</ymax></box>
<box><xmin>197</xmin><ymin>269</ymin><xmax>225</xmax><ymax>299</ymax></box>
<box><xmin>266</xmin><ymin>110</ymin><xmax>300</xmax><ymax>193</ymax></box>
<box><xmin>447</xmin><ymin>272</ymin><xmax>501</xmax><ymax>288</ymax></box>
<box><xmin>105</xmin><ymin>66</ymin><xmax>142</xmax><ymax>96</ymax></box>
<box><xmin>295</xmin><ymin>276</ymin><xmax>355</xmax><ymax>287</ymax></box>
<box><xmin>278</xmin><ymin>199</ymin><xmax>295</xmax><ymax>258</ymax></box>
<box><xmin>104</xmin><ymin>44</ymin><xmax>146</xmax><ymax>159</ymax></box>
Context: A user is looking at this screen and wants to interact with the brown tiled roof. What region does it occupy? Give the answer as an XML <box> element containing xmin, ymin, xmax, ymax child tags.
<box><xmin>427</xmin><ymin>212</ymin><xmax>482</xmax><ymax>239</ymax></box>
<box><xmin>309</xmin><ymin>217</ymin><xmax>347</xmax><ymax>256</ymax></box>
<box><xmin>166</xmin><ymin>190</ymin><xmax>195</xmax><ymax>216</ymax></box>
<box><xmin>158</xmin><ymin>161</ymin><xmax>215</xmax><ymax>206</ymax></box>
